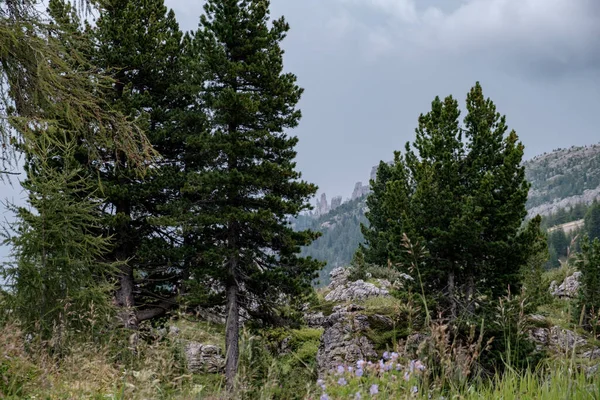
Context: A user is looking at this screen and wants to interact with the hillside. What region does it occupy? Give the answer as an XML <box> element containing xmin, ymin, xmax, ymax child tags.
<box><xmin>525</xmin><ymin>144</ymin><xmax>600</xmax><ymax>217</ymax></box>
<box><xmin>298</xmin><ymin>143</ymin><xmax>600</xmax><ymax>284</ymax></box>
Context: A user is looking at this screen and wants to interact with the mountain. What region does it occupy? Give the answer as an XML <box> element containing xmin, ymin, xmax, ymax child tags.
<box><xmin>295</xmin><ymin>143</ymin><xmax>600</xmax><ymax>285</ymax></box>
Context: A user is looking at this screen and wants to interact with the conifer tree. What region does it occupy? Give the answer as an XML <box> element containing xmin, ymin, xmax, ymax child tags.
<box><xmin>362</xmin><ymin>83</ymin><xmax>532</xmax><ymax>318</ymax></box>
<box><xmin>1</xmin><ymin>132</ymin><xmax>117</xmax><ymax>348</ymax></box>
<box><xmin>191</xmin><ymin>0</ymin><xmax>321</xmax><ymax>387</ymax></box>
<box><xmin>82</xmin><ymin>0</ymin><xmax>196</xmax><ymax>326</ymax></box>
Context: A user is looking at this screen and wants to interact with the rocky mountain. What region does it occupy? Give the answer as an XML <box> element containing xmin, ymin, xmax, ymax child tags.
<box><xmin>295</xmin><ymin>143</ymin><xmax>600</xmax><ymax>285</ymax></box>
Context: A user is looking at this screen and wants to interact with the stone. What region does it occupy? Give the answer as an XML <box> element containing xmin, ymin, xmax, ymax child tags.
<box><xmin>316</xmin><ymin>304</ymin><xmax>377</xmax><ymax>375</ymax></box>
<box><xmin>184</xmin><ymin>342</ymin><xmax>225</xmax><ymax>373</ymax></box>
<box><xmin>351</xmin><ymin>182</ymin><xmax>370</xmax><ymax>201</ymax></box>
<box><xmin>331</xmin><ymin>196</ymin><xmax>343</xmax><ymax>211</ymax></box>
<box><xmin>169</xmin><ymin>325</ymin><xmax>180</xmax><ymax>336</ymax></box>
<box><xmin>582</xmin><ymin>348</ymin><xmax>600</xmax><ymax>360</ymax></box>
<box><xmin>304</xmin><ymin>311</ymin><xmax>326</xmax><ymax>328</ymax></box>
<box><xmin>529</xmin><ymin>325</ymin><xmax>587</xmax><ymax>353</ymax></box>
<box><xmin>551</xmin><ymin>272</ymin><xmax>582</xmax><ymax>298</ymax></box>
<box><xmin>325</xmin><ymin>279</ymin><xmax>390</xmax><ymax>303</ymax></box>
<box><xmin>316</xmin><ymin>193</ymin><xmax>329</xmax><ymax>216</ymax></box>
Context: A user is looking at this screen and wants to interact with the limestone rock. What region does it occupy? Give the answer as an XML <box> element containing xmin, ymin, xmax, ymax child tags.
<box><xmin>324</xmin><ymin>267</ymin><xmax>389</xmax><ymax>303</ymax></box>
<box><xmin>551</xmin><ymin>272</ymin><xmax>582</xmax><ymax>298</ymax></box>
<box><xmin>529</xmin><ymin>325</ymin><xmax>586</xmax><ymax>353</ymax></box>
<box><xmin>325</xmin><ymin>279</ymin><xmax>389</xmax><ymax>303</ymax></box>
<box><xmin>184</xmin><ymin>342</ymin><xmax>225</xmax><ymax>373</ymax></box>
<box><xmin>331</xmin><ymin>196</ymin><xmax>343</xmax><ymax>211</ymax></box>
<box><xmin>316</xmin><ymin>304</ymin><xmax>377</xmax><ymax>375</ymax></box>
<box><xmin>304</xmin><ymin>311</ymin><xmax>326</xmax><ymax>328</ymax></box>
<box><xmin>583</xmin><ymin>348</ymin><xmax>600</xmax><ymax>360</ymax></box>
<box><xmin>351</xmin><ymin>182</ymin><xmax>370</xmax><ymax>200</ymax></box>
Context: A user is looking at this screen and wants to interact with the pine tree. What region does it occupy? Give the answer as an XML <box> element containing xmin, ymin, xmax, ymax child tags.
<box><xmin>575</xmin><ymin>235</ymin><xmax>600</xmax><ymax>328</ymax></box>
<box><xmin>80</xmin><ymin>0</ymin><xmax>196</xmax><ymax>326</ymax></box>
<box><xmin>362</xmin><ymin>83</ymin><xmax>532</xmax><ymax>318</ymax></box>
<box><xmin>191</xmin><ymin>0</ymin><xmax>321</xmax><ymax>387</ymax></box>
<box><xmin>585</xmin><ymin>201</ymin><xmax>600</xmax><ymax>241</ymax></box>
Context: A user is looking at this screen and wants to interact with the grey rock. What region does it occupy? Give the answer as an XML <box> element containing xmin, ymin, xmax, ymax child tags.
<box><xmin>582</xmin><ymin>348</ymin><xmax>600</xmax><ymax>360</ymax></box>
<box><xmin>325</xmin><ymin>279</ymin><xmax>389</xmax><ymax>302</ymax></box>
<box><xmin>316</xmin><ymin>304</ymin><xmax>377</xmax><ymax>375</ymax></box>
<box><xmin>304</xmin><ymin>311</ymin><xmax>326</xmax><ymax>328</ymax></box>
<box><xmin>551</xmin><ymin>272</ymin><xmax>582</xmax><ymax>298</ymax></box>
<box><xmin>331</xmin><ymin>196</ymin><xmax>343</xmax><ymax>211</ymax></box>
<box><xmin>169</xmin><ymin>325</ymin><xmax>180</xmax><ymax>336</ymax></box>
<box><xmin>184</xmin><ymin>342</ymin><xmax>225</xmax><ymax>373</ymax></box>
<box><xmin>529</xmin><ymin>325</ymin><xmax>586</xmax><ymax>353</ymax></box>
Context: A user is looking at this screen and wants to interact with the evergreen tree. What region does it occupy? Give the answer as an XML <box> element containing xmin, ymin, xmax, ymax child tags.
<box><xmin>1</xmin><ymin>133</ymin><xmax>117</xmax><ymax>348</ymax></box>
<box><xmin>575</xmin><ymin>235</ymin><xmax>600</xmax><ymax>328</ymax></box>
<box><xmin>80</xmin><ymin>0</ymin><xmax>196</xmax><ymax>326</ymax></box>
<box><xmin>191</xmin><ymin>0</ymin><xmax>321</xmax><ymax>387</ymax></box>
<box><xmin>362</xmin><ymin>83</ymin><xmax>532</xmax><ymax>318</ymax></box>
<box><xmin>520</xmin><ymin>216</ymin><xmax>549</xmax><ymax>311</ymax></box>
<box><xmin>585</xmin><ymin>201</ymin><xmax>600</xmax><ymax>241</ymax></box>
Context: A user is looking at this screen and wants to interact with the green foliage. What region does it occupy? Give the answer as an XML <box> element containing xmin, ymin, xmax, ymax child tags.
<box><xmin>361</xmin><ymin>82</ymin><xmax>533</xmax><ymax>318</ymax></box>
<box><xmin>1</xmin><ymin>133</ymin><xmax>117</xmax><ymax>347</ymax></box>
<box><xmin>575</xmin><ymin>235</ymin><xmax>600</xmax><ymax>329</ymax></box>
<box><xmin>584</xmin><ymin>201</ymin><xmax>600</xmax><ymax>241</ymax></box>
<box><xmin>520</xmin><ymin>216</ymin><xmax>550</xmax><ymax>311</ymax></box>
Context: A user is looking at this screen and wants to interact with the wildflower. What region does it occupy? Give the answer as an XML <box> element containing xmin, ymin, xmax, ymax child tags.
<box><xmin>391</xmin><ymin>352</ymin><xmax>399</xmax><ymax>360</ymax></box>
<box><xmin>317</xmin><ymin>379</ymin><xmax>326</xmax><ymax>390</ymax></box>
<box><xmin>320</xmin><ymin>394</ymin><xmax>330</xmax><ymax>400</ymax></box>
<box><xmin>412</xmin><ymin>386</ymin><xmax>418</xmax><ymax>394</ymax></box>
<box><xmin>409</xmin><ymin>360</ymin><xmax>415</xmax><ymax>373</ymax></box>
<box><xmin>415</xmin><ymin>360</ymin><xmax>426</xmax><ymax>371</ymax></box>
<box><xmin>383</xmin><ymin>351</ymin><xmax>389</xmax><ymax>360</ymax></box>
<box><xmin>369</xmin><ymin>384</ymin><xmax>379</xmax><ymax>395</ymax></box>
<box><xmin>338</xmin><ymin>377</ymin><xmax>348</xmax><ymax>386</ymax></box>
<box><xmin>384</xmin><ymin>363</ymin><xmax>392</xmax><ymax>372</ymax></box>
<box><xmin>337</xmin><ymin>365</ymin><xmax>345</xmax><ymax>375</ymax></box>
<box><xmin>355</xmin><ymin>368</ymin><xmax>364</xmax><ymax>377</ymax></box>
<box><xmin>348</xmin><ymin>366</ymin><xmax>354</xmax><ymax>372</ymax></box>
<box><xmin>404</xmin><ymin>371</ymin><xmax>410</xmax><ymax>381</ymax></box>
<box><xmin>355</xmin><ymin>392</ymin><xmax>362</xmax><ymax>399</ymax></box>
<box><xmin>357</xmin><ymin>360</ymin><xmax>366</xmax><ymax>369</ymax></box>
<box><xmin>395</xmin><ymin>363</ymin><xmax>402</xmax><ymax>371</ymax></box>
<box><xmin>378</xmin><ymin>359</ymin><xmax>385</xmax><ymax>369</ymax></box>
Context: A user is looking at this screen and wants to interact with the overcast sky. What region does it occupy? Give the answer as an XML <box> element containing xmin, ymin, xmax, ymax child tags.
<box><xmin>2</xmin><ymin>0</ymin><xmax>600</xmax><ymax>261</ymax></box>
<box><xmin>164</xmin><ymin>0</ymin><xmax>600</xmax><ymax>201</ymax></box>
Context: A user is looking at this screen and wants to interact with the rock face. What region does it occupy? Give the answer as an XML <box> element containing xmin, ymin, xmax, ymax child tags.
<box><xmin>550</xmin><ymin>271</ymin><xmax>582</xmax><ymax>298</ymax></box>
<box><xmin>529</xmin><ymin>326</ymin><xmax>587</xmax><ymax>352</ymax></box>
<box><xmin>324</xmin><ymin>267</ymin><xmax>389</xmax><ymax>303</ymax></box>
<box><xmin>184</xmin><ymin>342</ymin><xmax>225</xmax><ymax>373</ymax></box>
<box><xmin>316</xmin><ymin>193</ymin><xmax>329</xmax><ymax>216</ymax></box>
<box><xmin>351</xmin><ymin>182</ymin><xmax>370</xmax><ymax>201</ymax></box>
<box><xmin>330</xmin><ymin>196</ymin><xmax>342</xmax><ymax>211</ymax></box>
<box><xmin>316</xmin><ymin>304</ymin><xmax>378</xmax><ymax>375</ymax></box>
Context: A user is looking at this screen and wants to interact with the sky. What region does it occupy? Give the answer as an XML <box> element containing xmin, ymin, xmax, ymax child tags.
<box><xmin>1</xmin><ymin>0</ymin><xmax>600</xmax><ymax>259</ymax></box>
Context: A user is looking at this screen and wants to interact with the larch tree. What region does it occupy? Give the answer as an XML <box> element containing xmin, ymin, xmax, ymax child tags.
<box><xmin>191</xmin><ymin>0</ymin><xmax>321</xmax><ymax>388</ymax></box>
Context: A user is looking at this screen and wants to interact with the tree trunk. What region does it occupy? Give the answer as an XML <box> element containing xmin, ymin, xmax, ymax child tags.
<box><xmin>225</xmin><ymin>281</ymin><xmax>240</xmax><ymax>391</ymax></box>
<box><xmin>448</xmin><ymin>270</ymin><xmax>457</xmax><ymax>320</ymax></box>
<box><xmin>466</xmin><ymin>273</ymin><xmax>475</xmax><ymax>315</ymax></box>
<box><xmin>115</xmin><ymin>262</ymin><xmax>136</xmax><ymax>328</ymax></box>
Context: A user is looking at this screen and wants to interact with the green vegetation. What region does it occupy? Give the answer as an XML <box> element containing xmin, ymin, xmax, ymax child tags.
<box><xmin>1</xmin><ymin>1</ymin><xmax>600</xmax><ymax>399</ymax></box>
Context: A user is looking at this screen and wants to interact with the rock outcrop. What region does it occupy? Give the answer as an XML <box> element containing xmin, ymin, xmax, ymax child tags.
<box><xmin>550</xmin><ymin>271</ymin><xmax>582</xmax><ymax>298</ymax></box>
<box><xmin>184</xmin><ymin>342</ymin><xmax>225</xmax><ymax>373</ymax></box>
<box><xmin>351</xmin><ymin>182</ymin><xmax>370</xmax><ymax>201</ymax></box>
<box><xmin>324</xmin><ymin>267</ymin><xmax>390</xmax><ymax>303</ymax></box>
<box><xmin>330</xmin><ymin>196</ymin><xmax>342</xmax><ymax>211</ymax></box>
<box><xmin>316</xmin><ymin>304</ymin><xmax>378</xmax><ymax>375</ymax></box>
<box><xmin>529</xmin><ymin>326</ymin><xmax>587</xmax><ymax>352</ymax></box>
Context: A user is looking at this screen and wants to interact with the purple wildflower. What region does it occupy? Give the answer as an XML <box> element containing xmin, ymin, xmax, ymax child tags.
<box><xmin>369</xmin><ymin>384</ymin><xmax>379</xmax><ymax>395</ymax></box>
<box><xmin>337</xmin><ymin>377</ymin><xmax>347</xmax><ymax>386</ymax></box>
<box><xmin>348</xmin><ymin>366</ymin><xmax>354</xmax><ymax>372</ymax></box>
<box><xmin>355</xmin><ymin>392</ymin><xmax>362</xmax><ymax>399</ymax></box>
<box><xmin>357</xmin><ymin>360</ymin><xmax>366</xmax><ymax>369</ymax></box>
<box><xmin>317</xmin><ymin>379</ymin><xmax>326</xmax><ymax>390</ymax></box>
<box><xmin>411</xmin><ymin>386</ymin><xmax>418</xmax><ymax>393</ymax></box>
<box><xmin>395</xmin><ymin>363</ymin><xmax>402</xmax><ymax>371</ymax></box>
<box><xmin>337</xmin><ymin>365</ymin><xmax>345</xmax><ymax>375</ymax></box>
<box><xmin>320</xmin><ymin>394</ymin><xmax>330</xmax><ymax>400</ymax></box>
<box><xmin>391</xmin><ymin>352</ymin><xmax>399</xmax><ymax>360</ymax></box>
<box><xmin>355</xmin><ymin>368</ymin><xmax>364</xmax><ymax>377</ymax></box>
<box><xmin>384</xmin><ymin>363</ymin><xmax>392</xmax><ymax>371</ymax></box>
<box><xmin>415</xmin><ymin>360</ymin><xmax>426</xmax><ymax>371</ymax></box>
<box><xmin>383</xmin><ymin>351</ymin><xmax>390</xmax><ymax>360</ymax></box>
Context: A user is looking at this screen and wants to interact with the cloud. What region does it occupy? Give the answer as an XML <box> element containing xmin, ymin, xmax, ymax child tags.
<box><xmin>331</xmin><ymin>0</ymin><xmax>600</xmax><ymax>76</ymax></box>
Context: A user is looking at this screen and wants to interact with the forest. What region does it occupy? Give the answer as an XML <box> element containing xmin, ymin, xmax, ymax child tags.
<box><xmin>1</xmin><ymin>1</ymin><xmax>600</xmax><ymax>399</ymax></box>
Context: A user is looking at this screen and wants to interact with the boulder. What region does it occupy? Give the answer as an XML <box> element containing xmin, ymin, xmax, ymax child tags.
<box><xmin>551</xmin><ymin>272</ymin><xmax>582</xmax><ymax>298</ymax></box>
<box><xmin>304</xmin><ymin>311</ymin><xmax>326</xmax><ymax>328</ymax></box>
<box><xmin>184</xmin><ymin>342</ymin><xmax>225</xmax><ymax>373</ymax></box>
<box><xmin>325</xmin><ymin>267</ymin><xmax>390</xmax><ymax>303</ymax></box>
<box><xmin>529</xmin><ymin>325</ymin><xmax>587</xmax><ymax>353</ymax></box>
<box><xmin>316</xmin><ymin>304</ymin><xmax>378</xmax><ymax>376</ymax></box>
